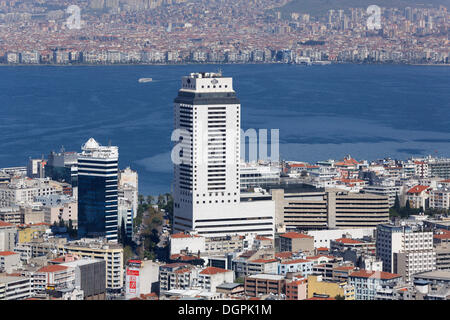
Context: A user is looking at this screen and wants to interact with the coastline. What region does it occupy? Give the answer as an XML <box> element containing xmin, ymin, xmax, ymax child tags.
<box><xmin>0</xmin><ymin>62</ymin><xmax>448</xmax><ymax>67</ymax></box>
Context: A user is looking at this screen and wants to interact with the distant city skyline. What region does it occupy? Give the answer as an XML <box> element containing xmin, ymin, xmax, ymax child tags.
<box><xmin>0</xmin><ymin>1</ymin><xmax>448</xmax><ymax>65</ymax></box>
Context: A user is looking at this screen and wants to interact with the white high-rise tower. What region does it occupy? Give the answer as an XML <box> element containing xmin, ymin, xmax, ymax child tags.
<box><xmin>172</xmin><ymin>72</ymin><xmax>274</xmax><ymax>238</ymax></box>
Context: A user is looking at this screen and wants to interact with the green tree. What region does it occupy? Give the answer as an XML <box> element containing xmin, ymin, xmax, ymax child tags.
<box><xmin>146</xmin><ymin>195</ymin><xmax>154</xmax><ymax>205</ymax></box>
<box><xmin>138</xmin><ymin>194</ymin><xmax>144</xmax><ymax>205</ymax></box>
<box><xmin>123</xmin><ymin>245</ymin><xmax>134</xmax><ymax>265</ymax></box>
<box><xmin>119</xmin><ymin>217</ymin><xmax>127</xmax><ymax>246</ymax></box>
<box><xmin>235</xmin><ymin>277</ymin><xmax>244</xmax><ymax>284</ymax></box>
<box><xmin>394</xmin><ymin>194</ymin><xmax>400</xmax><ymax>210</ymax></box>
<box><xmin>157</xmin><ymin>194</ymin><xmax>165</xmax><ymax>207</ymax></box>
<box><xmin>335</xmin><ymin>294</ymin><xmax>345</xmax><ymax>300</ymax></box>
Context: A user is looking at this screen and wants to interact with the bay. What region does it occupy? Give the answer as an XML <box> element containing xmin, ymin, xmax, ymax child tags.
<box><xmin>0</xmin><ymin>64</ymin><xmax>449</xmax><ymax>195</ymax></box>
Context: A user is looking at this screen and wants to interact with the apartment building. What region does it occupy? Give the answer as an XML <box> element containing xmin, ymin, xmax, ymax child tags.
<box><xmin>57</xmin><ymin>239</ymin><xmax>123</xmax><ymax>292</ymax></box>
<box><xmin>159</xmin><ymin>263</ymin><xmax>197</xmax><ymax>292</ymax></box>
<box><xmin>198</xmin><ymin>267</ymin><xmax>234</xmax><ymax>293</ymax></box>
<box><xmin>376</xmin><ymin>224</ymin><xmax>436</xmax><ymax>282</ymax></box>
<box><xmin>0</xmin><ymin>178</ymin><xmax>62</xmax><ymax>208</ymax></box>
<box><xmin>279</xmin><ymin>231</ymin><xmax>314</xmax><ymax>253</ymax></box>
<box><xmin>406</xmin><ymin>185</ymin><xmax>431</xmax><ymax>209</ymax></box>
<box><xmin>285</xmin><ymin>278</ymin><xmax>307</xmax><ymax>300</ymax></box>
<box><xmin>244</xmin><ymin>274</ymin><xmax>286</xmax><ymax>297</ymax></box>
<box><xmin>0</xmin><ymin>251</ymin><xmax>20</xmax><ymax>273</ymax></box>
<box><xmin>429</xmin><ymin>189</ymin><xmax>450</xmax><ymax>209</ymax></box>
<box><xmin>33</xmin><ymin>264</ymin><xmax>75</xmax><ymax>292</ymax></box>
<box><xmin>278</xmin><ymin>259</ymin><xmax>314</xmax><ymax>277</ymax></box>
<box><xmin>0</xmin><ymin>275</ymin><xmax>34</xmax><ymax>300</ymax></box>
<box><xmin>0</xmin><ymin>221</ymin><xmax>17</xmax><ymax>252</ymax></box>
<box><xmin>349</xmin><ymin>269</ymin><xmax>402</xmax><ymax>300</ymax></box>
<box><xmin>362</xmin><ymin>183</ymin><xmax>400</xmax><ymax>207</ymax></box>
<box><xmin>272</xmin><ymin>189</ymin><xmax>389</xmax><ymax>230</ymax></box>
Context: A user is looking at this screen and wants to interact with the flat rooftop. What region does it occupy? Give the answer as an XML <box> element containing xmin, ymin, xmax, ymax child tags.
<box><xmin>247</xmin><ymin>274</ymin><xmax>285</xmax><ymax>281</ymax></box>
<box><xmin>216</xmin><ymin>282</ymin><xmax>243</xmax><ymax>290</ymax></box>
<box><xmin>0</xmin><ymin>275</ymin><xmax>28</xmax><ymax>284</ymax></box>
<box><xmin>413</xmin><ymin>270</ymin><xmax>450</xmax><ymax>281</ymax></box>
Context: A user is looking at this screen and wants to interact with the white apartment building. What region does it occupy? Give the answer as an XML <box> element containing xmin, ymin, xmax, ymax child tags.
<box><xmin>0</xmin><ymin>221</ymin><xmax>17</xmax><ymax>252</ymax></box>
<box><xmin>306</xmin><ymin>228</ymin><xmax>376</xmax><ymax>249</ymax></box>
<box><xmin>172</xmin><ymin>72</ymin><xmax>275</xmax><ymax>238</ymax></box>
<box><xmin>362</xmin><ymin>181</ymin><xmax>401</xmax><ymax>207</ymax></box>
<box><xmin>118</xmin><ymin>167</ymin><xmax>138</xmax><ymax>218</ymax></box>
<box><xmin>198</xmin><ymin>267</ymin><xmax>234</xmax><ymax>293</ymax></box>
<box><xmin>0</xmin><ymin>275</ymin><xmax>34</xmax><ymax>300</ymax></box>
<box><xmin>0</xmin><ymin>178</ymin><xmax>62</xmax><ymax>208</ymax></box>
<box><xmin>0</xmin><ymin>251</ymin><xmax>21</xmax><ymax>273</ymax></box>
<box><xmin>376</xmin><ymin>224</ymin><xmax>436</xmax><ymax>282</ymax></box>
<box><xmin>240</xmin><ymin>163</ymin><xmax>280</xmax><ymax>190</ymax></box>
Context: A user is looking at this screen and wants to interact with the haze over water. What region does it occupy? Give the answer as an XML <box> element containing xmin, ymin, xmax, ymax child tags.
<box><xmin>1</xmin><ymin>64</ymin><xmax>449</xmax><ymax>195</ymax></box>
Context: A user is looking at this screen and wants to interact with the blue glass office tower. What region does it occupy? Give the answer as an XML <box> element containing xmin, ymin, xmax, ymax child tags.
<box><xmin>77</xmin><ymin>138</ymin><xmax>119</xmax><ymax>242</ymax></box>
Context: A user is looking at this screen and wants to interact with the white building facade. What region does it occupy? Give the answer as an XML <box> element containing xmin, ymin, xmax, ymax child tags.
<box><xmin>172</xmin><ymin>72</ymin><xmax>275</xmax><ymax>238</ymax></box>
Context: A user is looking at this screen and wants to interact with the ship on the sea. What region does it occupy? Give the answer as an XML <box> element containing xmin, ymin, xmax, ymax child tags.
<box><xmin>138</xmin><ymin>78</ymin><xmax>153</xmax><ymax>83</ymax></box>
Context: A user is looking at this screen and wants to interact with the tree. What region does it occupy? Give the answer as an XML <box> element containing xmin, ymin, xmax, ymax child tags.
<box><xmin>119</xmin><ymin>217</ymin><xmax>127</xmax><ymax>246</ymax></box>
<box><xmin>394</xmin><ymin>194</ymin><xmax>400</xmax><ymax>210</ymax></box>
<box><xmin>138</xmin><ymin>194</ymin><xmax>144</xmax><ymax>205</ymax></box>
<box><xmin>123</xmin><ymin>245</ymin><xmax>133</xmax><ymax>265</ymax></box>
<box><xmin>157</xmin><ymin>194</ymin><xmax>165</xmax><ymax>207</ymax></box>
<box><xmin>405</xmin><ymin>199</ymin><xmax>411</xmax><ymax>210</ymax></box>
<box><xmin>146</xmin><ymin>195</ymin><xmax>154</xmax><ymax>205</ymax></box>
<box><xmin>335</xmin><ymin>294</ymin><xmax>345</xmax><ymax>300</ymax></box>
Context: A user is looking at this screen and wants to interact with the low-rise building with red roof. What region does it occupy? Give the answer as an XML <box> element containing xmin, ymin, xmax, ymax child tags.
<box><xmin>198</xmin><ymin>267</ymin><xmax>234</xmax><ymax>293</ymax></box>
<box><xmin>349</xmin><ymin>269</ymin><xmax>402</xmax><ymax>300</ymax></box>
<box><xmin>279</xmin><ymin>232</ymin><xmax>314</xmax><ymax>254</ymax></box>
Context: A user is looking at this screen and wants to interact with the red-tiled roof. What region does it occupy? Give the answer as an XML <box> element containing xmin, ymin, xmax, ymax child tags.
<box><xmin>275</xmin><ymin>251</ymin><xmax>293</xmax><ymax>259</ymax></box>
<box><xmin>280</xmin><ymin>258</ymin><xmax>309</xmax><ymax>265</ymax></box>
<box><xmin>306</xmin><ymin>297</ymin><xmax>335</xmax><ymax>300</ymax></box>
<box><xmin>306</xmin><ymin>254</ymin><xmax>334</xmax><ymax>260</ymax></box>
<box><xmin>0</xmin><ymin>221</ymin><xmax>14</xmax><ymax>227</ymax></box>
<box><xmin>407</xmin><ymin>185</ymin><xmax>430</xmax><ymax>194</ymax></box>
<box><xmin>280</xmin><ymin>232</ymin><xmax>313</xmax><ymax>239</ymax></box>
<box><xmin>349</xmin><ymin>270</ymin><xmax>401</xmax><ymax>280</ymax></box>
<box><xmin>50</xmin><ymin>257</ymin><xmax>66</xmax><ymax>263</ymax></box>
<box><xmin>161</xmin><ymin>262</ymin><xmax>191</xmax><ymax>269</ymax></box>
<box><xmin>170</xmin><ymin>254</ymin><xmax>198</xmax><ymax>261</ymax></box>
<box><xmin>316</xmin><ymin>247</ymin><xmax>329</xmax><ymax>251</ymax></box>
<box><xmin>171</xmin><ymin>233</ymin><xmax>193</xmax><ymax>239</ymax></box>
<box><xmin>334</xmin><ymin>238</ymin><xmax>363</xmax><ymax>244</ymax></box>
<box><xmin>6</xmin><ymin>272</ymin><xmax>22</xmax><ymax>277</ymax></box>
<box><xmin>434</xmin><ymin>232</ymin><xmax>450</xmax><ymax>240</ymax></box>
<box><xmin>174</xmin><ymin>268</ymin><xmax>191</xmax><ymax>274</ymax></box>
<box><xmin>199</xmin><ymin>267</ymin><xmax>229</xmax><ymax>275</ymax></box>
<box><xmin>0</xmin><ymin>251</ymin><xmax>17</xmax><ymax>256</ymax></box>
<box><xmin>250</xmin><ymin>258</ymin><xmax>278</xmax><ymax>264</ymax></box>
<box><xmin>333</xmin><ymin>266</ymin><xmax>355</xmax><ymax>271</ymax></box>
<box><xmin>255</xmin><ymin>235</ymin><xmax>272</xmax><ymax>241</ymax></box>
<box><xmin>37</xmin><ymin>265</ymin><xmax>69</xmax><ymax>273</ymax></box>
